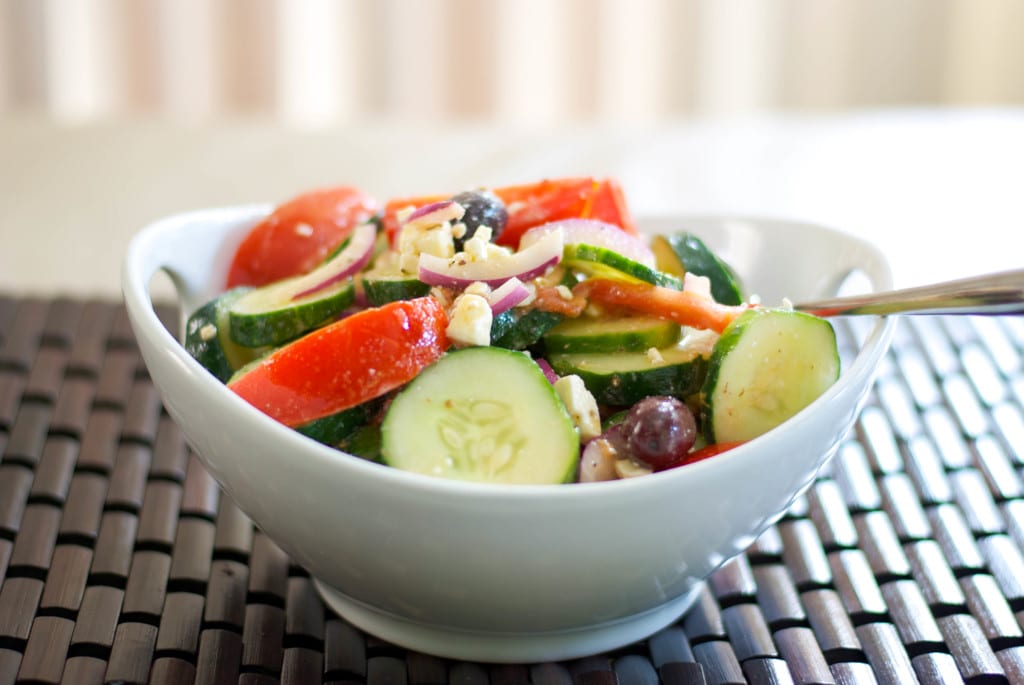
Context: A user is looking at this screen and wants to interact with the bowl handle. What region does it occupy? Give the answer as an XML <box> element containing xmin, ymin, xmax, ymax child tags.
<box><xmin>821</xmin><ymin>234</ymin><xmax>894</xmax><ymax>299</ymax></box>
<box><xmin>121</xmin><ymin>205</ymin><xmax>268</xmax><ymax>339</ymax></box>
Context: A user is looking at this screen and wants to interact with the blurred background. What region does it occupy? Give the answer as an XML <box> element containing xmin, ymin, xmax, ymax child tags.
<box><xmin>3</xmin><ymin>0</ymin><xmax>1024</xmax><ymax>127</ymax></box>
<box><xmin>1</xmin><ymin>0</ymin><xmax>1023</xmax><ymax>296</ymax></box>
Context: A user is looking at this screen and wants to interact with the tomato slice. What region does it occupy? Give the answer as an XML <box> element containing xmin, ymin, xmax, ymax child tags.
<box><xmin>658</xmin><ymin>441</ymin><xmax>745</xmax><ymax>471</ymax></box>
<box><xmin>586</xmin><ymin>178</ymin><xmax>636</xmax><ymax>236</ymax></box>
<box><xmin>497</xmin><ymin>177</ymin><xmax>638</xmax><ymax>248</ymax></box>
<box><xmin>381</xmin><ymin>177</ymin><xmax>636</xmax><ymax>249</ymax></box>
<box><xmin>574</xmin><ymin>279</ymin><xmax>751</xmax><ymax>334</ymax></box>
<box><xmin>228</xmin><ymin>297</ymin><xmax>449</xmax><ymax>427</ymax></box>
<box><xmin>227</xmin><ymin>186</ymin><xmax>378</xmax><ymax>288</ymax></box>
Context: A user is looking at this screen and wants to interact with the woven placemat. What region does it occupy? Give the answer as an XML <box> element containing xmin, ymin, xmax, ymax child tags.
<box><xmin>1</xmin><ymin>295</ymin><xmax>1024</xmax><ymax>685</ymax></box>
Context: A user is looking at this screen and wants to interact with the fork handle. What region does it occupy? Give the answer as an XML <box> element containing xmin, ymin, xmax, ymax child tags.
<box><xmin>793</xmin><ymin>269</ymin><xmax>1024</xmax><ymax>317</ymax></box>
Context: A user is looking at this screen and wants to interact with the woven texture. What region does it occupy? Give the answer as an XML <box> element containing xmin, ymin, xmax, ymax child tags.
<box><xmin>1</xmin><ymin>295</ymin><xmax>1024</xmax><ymax>685</ymax></box>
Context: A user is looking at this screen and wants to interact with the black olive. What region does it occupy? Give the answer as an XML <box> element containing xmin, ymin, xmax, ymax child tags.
<box><xmin>451</xmin><ymin>189</ymin><xmax>508</xmax><ymax>250</ymax></box>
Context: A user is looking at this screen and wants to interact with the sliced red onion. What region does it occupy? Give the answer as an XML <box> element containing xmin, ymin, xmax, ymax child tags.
<box><xmin>290</xmin><ymin>222</ymin><xmax>377</xmax><ymax>300</ymax></box>
<box><xmin>486</xmin><ymin>277</ymin><xmax>530</xmax><ymax>315</ymax></box>
<box><xmin>404</xmin><ymin>200</ymin><xmax>464</xmax><ymax>228</ymax></box>
<box><xmin>579</xmin><ymin>438</ymin><xmax>619</xmax><ymax>483</ymax></box>
<box><xmin>519</xmin><ymin>219</ymin><xmax>655</xmax><ymax>268</ymax></box>
<box><xmin>418</xmin><ymin>228</ymin><xmax>563</xmax><ymax>288</ymax></box>
<box><xmin>535</xmin><ymin>358</ymin><xmax>559</xmax><ymax>385</ymax></box>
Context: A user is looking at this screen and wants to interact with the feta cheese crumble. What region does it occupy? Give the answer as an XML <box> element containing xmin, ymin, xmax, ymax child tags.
<box><xmin>396</xmin><ymin>202</ymin><xmax>465</xmax><ymax>274</ymax></box>
<box><xmin>445</xmin><ymin>293</ymin><xmax>493</xmax><ymax>347</ymax></box>
<box><xmin>682</xmin><ymin>272</ymin><xmax>713</xmax><ymax>299</ymax></box>
<box><xmin>553</xmin><ymin>375</ymin><xmax>601</xmax><ymax>442</ymax></box>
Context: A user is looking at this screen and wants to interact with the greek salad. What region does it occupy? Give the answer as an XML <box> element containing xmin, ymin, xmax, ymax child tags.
<box><xmin>185</xmin><ymin>178</ymin><xmax>840</xmax><ymax>485</ymax></box>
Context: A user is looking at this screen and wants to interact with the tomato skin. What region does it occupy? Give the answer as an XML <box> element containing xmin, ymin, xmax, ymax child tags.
<box><xmin>657</xmin><ymin>441</ymin><xmax>745</xmax><ymax>471</ymax></box>
<box><xmin>228</xmin><ymin>297</ymin><xmax>449</xmax><ymax>427</ymax></box>
<box><xmin>381</xmin><ymin>177</ymin><xmax>636</xmax><ymax>248</ymax></box>
<box><xmin>494</xmin><ymin>177</ymin><xmax>596</xmax><ymax>248</ymax></box>
<box><xmin>586</xmin><ymin>178</ymin><xmax>636</xmax><ymax>236</ymax></box>
<box><xmin>574</xmin><ymin>279</ymin><xmax>750</xmax><ymax>334</ymax></box>
<box><xmin>227</xmin><ymin>186</ymin><xmax>378</xmax><ymax>288</ymax></box>
<box><xmin>497</xmin><ymin>177</ymin><xmax>638</xmax><ymax>248</ymax></box>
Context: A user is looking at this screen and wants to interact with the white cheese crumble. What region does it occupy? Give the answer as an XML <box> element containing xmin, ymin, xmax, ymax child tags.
<box><xmin>445</xmin><ymin>293</ymin><xmax>492</xmax><ymax>347</ymax></box>
<box><xmin>646</xmin><ymin>347</ymin><xmax>664</xmax><ymax>364</ymax></box>
<box><xmin>429</xmin><ymin>286</ymin><xmax>454</xmax><ymax>309</ymax></box>
<box><xmin>553</xmin><ymin>375</ymin><xmax>601</xmax><ymax>442</ymax></box>
<box><xmin>464</xmin><ymin>281</ymin><xmax>491</xmax><ymax>297</ymax></box>
<box><xmin>472</xmin><ymin>225</ymin><xmax>493</xmax><ymax>243</ymax></box>
<box><xmin>199</xmin><ymin>323</ymin><xmax>217</xmax><ymax>342</ymax></box>
<box><xmin>462</xmin><ymin>225</ymin><xmax>494</xmax><ymax>261</ymax></box>
<box><xmin>682</xmin><ymin>272</ymin><xmax>713</xmax><ymax>299</ymax></box>
<box><xmin>555</xmin><ymin>285</ymin><xmax>574</xmax><ymax>301</ymax></box>
<box><xmin>615</xmin><ymin>458</ymin><xmax>653</xmax><ymax>479</ymax></box>
<box><xmin>679</xmin><ymin>327</ymin><xmax>720</xmax><ymax>357</ymax></box>
<box><xmin>396</xmin><ymin>202</ymin><xmax>465</xmax><ymax>275</ymax></box>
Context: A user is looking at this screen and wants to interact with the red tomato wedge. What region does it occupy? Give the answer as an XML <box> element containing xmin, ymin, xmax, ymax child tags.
<box><xmin>227</xmin><ymin>186</ymin><xmax>378</xmax><ymax>288</ymax></box>
<box><xmin>659</xmin><ymin>441</ymin><xmax>745</xmax><ymax>471</ymax></box>
<box><xmin>381</xmin><ymin>177</ymin><xmax>636</xmax><ymax>248</ymax></box>
<box><xmin>574</xmin><ymin>279</ymin><xmax>750</xmax><ymax>334</ymax></box>
<box><xmin>228</xmin><ymin>297</ymin><xmax>449</xmax><ymax>427</ymax></box>
<box><xmin>497</xmin><ymin>177</ymin><xmax>637</xmax><ymax>248</ymax></box>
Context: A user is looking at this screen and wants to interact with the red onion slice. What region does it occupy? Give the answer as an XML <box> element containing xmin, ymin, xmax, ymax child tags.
<box><xmin>579</xmin><ymin>438</ymin><xmax>619</xmax><ymax>482</ymax></box>
<box><xmin>519</xmin><ymin>219</ymin><xmax>655</xmax><ymax>267</ymax></box>
<box><xmin>418</xmin><ymin>228</ymin><xmax>563</xmax><ymax>288</ymax></box>
<box><xmin>535</xmin><ymin>358</ymin><xmax>559</xmax><ymax>385</ymax></box>
<box><xmin>486</xmin><ymin>278</ymin><xmax>530</xmax><ymax>315</ymax></box>
<box><xmin>404</xmin><ymin>200</ymin><xmax>464</xmax><ymax>228</ymax></box>
<box><xmin>290</xmin><ymin>222</ymin><xmax>377</xmax><ymax>300</ymax></box>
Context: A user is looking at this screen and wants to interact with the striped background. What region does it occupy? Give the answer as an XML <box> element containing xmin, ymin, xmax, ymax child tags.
<box><xmin>2</xmin><ymin>0</ymin><xmax>1024</xmax><ymax>128</ymax></box>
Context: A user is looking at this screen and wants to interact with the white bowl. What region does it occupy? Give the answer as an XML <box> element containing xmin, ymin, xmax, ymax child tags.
<box><xmin>122</xmin><ymin>207</ymin><xmax>894</xmax><ymax>663</ymax></box>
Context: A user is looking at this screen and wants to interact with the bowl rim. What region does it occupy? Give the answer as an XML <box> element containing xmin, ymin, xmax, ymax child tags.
<box><xmin>123</xmin><ymin>206</ymin><xmax>897</xmax><ymax>501</ymax></box>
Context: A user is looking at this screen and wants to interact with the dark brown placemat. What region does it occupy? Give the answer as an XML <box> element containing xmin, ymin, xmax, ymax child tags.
<box><xmin>1</xmin><ymin>295</ymin><xmax>1024</xmax><ymax>684</ymax></box>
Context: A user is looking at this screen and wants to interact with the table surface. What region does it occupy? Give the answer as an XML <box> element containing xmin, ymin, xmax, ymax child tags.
<box><xmin>3</xmin><ymin>296</ymin><xmax>1024</xmax><ymax>684</ymax></box>
<box><xmin>2</xmin><ymin>109</ymin><xmax>1024</xmax><ymax>684</ymax></box>
<box><xmin>1</xmin><ymin>108</ymin><xmax>1021</xmax><ymax>297</ymax></box>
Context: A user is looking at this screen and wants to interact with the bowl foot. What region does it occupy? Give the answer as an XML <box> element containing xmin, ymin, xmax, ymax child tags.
<box><xmin>312</xmin><ymin>579</ymin><xmax>702</xmax><ymax>663</ymax></box>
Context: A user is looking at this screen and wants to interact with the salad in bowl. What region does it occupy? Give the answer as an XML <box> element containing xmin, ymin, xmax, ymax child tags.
<box><xmin>185</xmin><ymin>179</ymin><xmax>842</xmax><ymax>484</ymax></box>
<box><xmin>123</xmin><ymin>177</ymin><xmax>894</xmax><ymax>661</ymax></box>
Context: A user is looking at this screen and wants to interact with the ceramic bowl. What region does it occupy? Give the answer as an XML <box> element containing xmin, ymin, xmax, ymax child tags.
<box><xmin>122</xmin><ymin>207</ymin><xmax>894</xmax><ymax>663</ymax></box>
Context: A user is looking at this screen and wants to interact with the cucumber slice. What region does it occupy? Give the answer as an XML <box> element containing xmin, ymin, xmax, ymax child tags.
<box><xmin>227</xmin><ymin>354</ymin><xmax>382</xmax><ymax>447</ymax></box>
<box><xmin>702</xmin><ymin>308</ymin><xmax>839</xmax><ymax>443</ymax></box>
<box><xmin>338</xmin><ymin>423</ymin><xmax>383</xmax><ymax>462</ymax></box>
<box><xmin>543</xmin><ymin>315</ymin><xmax>681</xmax><ymax>354</ymax></box>
<box><xmin>229</xmin><ymin>279</ymin><xmax>355</xmax><ymax>347</ymax></box>
<box><xmin>362</xmin><ymin>273</ymin><xmax>431</xmax><ymax>305</ymax></box>
<box><xmin>651</xmin><ymin>233</ymin><xmax>744</xmax><ymax>305</ymax></box>
<box><xmin>228</xmin><ymin>223</ymin><xmax>376</xmax><ymax>346</ymax></box>
<box><xmin>381</xmin><ymin>347</ymin><xmax>579</xmax><ymax>484</ymax></box>
<box><xmin>296</xmin><ymin>398</ymin><xmax>382</xmax><ymax>446</ymax></box>
<box><xmin>564</xmin><ymin>243</ymin><xmax>683</xmax><ymax>289</ymax></box>
<box><xmin>491</xmin><ymin>309</ymin><xmax>564</xmax><ymax>350</ymax></box>
<box><xmin>184</xmin><ymin>288</ymin><xmax>267</xmax><ymax>381</ymax></box>
<box><xmin>547</xmin><ymin>343</ymin><xmax>708</xmax><ymax>407</ymax></box>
